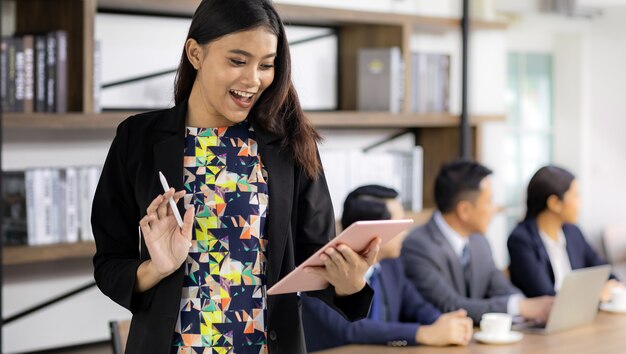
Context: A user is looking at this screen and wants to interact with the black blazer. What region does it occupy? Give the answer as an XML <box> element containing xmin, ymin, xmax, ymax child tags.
<box><xmin>507</xmin><ymin>218</ymin><xmax>614</xmax><ymax>297</ymax></box>
<box><xmin>91</xmin><ymin>102</ymin><xmax>372</xmax><ymax>354</ymax></box>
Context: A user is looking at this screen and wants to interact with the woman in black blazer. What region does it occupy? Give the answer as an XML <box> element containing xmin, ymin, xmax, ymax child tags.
<box><xmin>507</xmin><ymin>165</ymin><xmax>622</xmax><ymax>300</ymax></box>
<box><xmin>91</xmin><ymin>1</ymin><xmax>376</xmax><ymax>353</ymax></box>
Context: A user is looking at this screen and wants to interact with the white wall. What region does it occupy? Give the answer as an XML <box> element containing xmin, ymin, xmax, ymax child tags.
<box><xmin>276</xmin><ymin>0</ymin><xmax>461</xmax><ymax>17</ymax></box>
<box><xmin>3</xmin><ymin>260</ymin><xmax>131</xmax><ymax>353</ymax></box>
<box><xmin>580</xmin><ymin>8</ymin><xmax>626</xmax><ymax>246</ymax></box>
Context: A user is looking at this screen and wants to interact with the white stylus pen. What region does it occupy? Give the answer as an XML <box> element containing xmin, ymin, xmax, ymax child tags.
<box><xmin>158</xmin><ymin>171</ymin><xmax>184</xmax><ymax>228</ymax></box>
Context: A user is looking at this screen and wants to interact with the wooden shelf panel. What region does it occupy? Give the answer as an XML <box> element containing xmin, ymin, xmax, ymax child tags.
<box><xmin>3</xmin><ymin>241</ymin><xmax>96</xmax><ymax>266</ymax></box>
<box><xmin>3</xmin><ymin>112</ymin><xmax>136</xmax><ymax>129</ymax></box>
<box><xmin>3</xmin><ymin>111</ymin><xmax>505</xmax><ymax>129</ymax></box>
<box><xmin>308</xmin><ymin>111</ymin><xmax>504</xmax><ymax>128</ymax></box>
<box><xmin>96</xmin><ymin>0</ymin><xmax>507</xmax><ymax>31</ymax></box>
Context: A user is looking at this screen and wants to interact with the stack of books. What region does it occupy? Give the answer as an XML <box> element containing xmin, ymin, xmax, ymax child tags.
<box><xmin>1</xmin><ymin>30</ymin><xmax>68</xmax><ymax>113</ymax></box>
<box><xmin>1</xmin><ymin>166</ymin><xmax>102</xmax><ymax>246</ymax></box>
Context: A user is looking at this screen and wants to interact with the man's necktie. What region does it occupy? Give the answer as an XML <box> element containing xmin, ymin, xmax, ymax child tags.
<box><xmin>461</xmin><ymin>243</ymin><xmax>471</xmax><ymax>297</ymax></box>
<box><xmin>368</xmin><ymin>267</ymin><xmax>383</xmax><ymax>321</ymax></box>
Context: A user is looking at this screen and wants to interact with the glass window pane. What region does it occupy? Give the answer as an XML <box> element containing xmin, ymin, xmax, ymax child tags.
<box><xmin>522</xmin><ymin>54</ymin><xmax>553</xmax><ymax>132</ymax></box>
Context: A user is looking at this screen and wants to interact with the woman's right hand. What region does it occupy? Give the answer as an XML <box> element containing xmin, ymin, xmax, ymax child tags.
<box><xmin>139</xmin><ymin>189</ymin><xmax>195</xmax><ymax>279</ymax></box>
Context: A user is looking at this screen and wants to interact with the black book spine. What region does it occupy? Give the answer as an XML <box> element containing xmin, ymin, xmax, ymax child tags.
<box><xmin>34</xmin><ymin>35</ymin><xmax>47</xmax><ymax>113</ymax></box>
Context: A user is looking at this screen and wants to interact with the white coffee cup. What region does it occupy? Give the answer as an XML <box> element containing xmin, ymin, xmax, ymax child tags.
<box><xmin>610</xmin><ymin>287</ymin><xmax>626</xmax><ymax>309</ymax></box>
<box><xmin>480</xmin><ymin>313</ymin><xmax>512</xmax><ymax>338</ymax></box>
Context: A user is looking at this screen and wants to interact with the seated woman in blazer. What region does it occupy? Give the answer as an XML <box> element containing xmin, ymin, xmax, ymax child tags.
<box><xmin>507</xmin><ymin>165</ymin><xmax>622</xmax><ymax>301</ymax></box>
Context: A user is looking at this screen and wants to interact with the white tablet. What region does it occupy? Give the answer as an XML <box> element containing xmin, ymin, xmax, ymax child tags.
<box><xmin>267</xmin><ymin>219</ymin><xmax>414</xmax><ymax>295</ymax></box>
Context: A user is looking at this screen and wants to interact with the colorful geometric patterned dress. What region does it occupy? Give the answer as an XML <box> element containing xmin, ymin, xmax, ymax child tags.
<box><xmin>171</xmin><ymin>120</ymin><xmax>269</xmax><ymax>354</ymax></box>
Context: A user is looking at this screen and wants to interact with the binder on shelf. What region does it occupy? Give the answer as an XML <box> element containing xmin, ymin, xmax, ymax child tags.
<box><xmin>357</xmin><ymin>47</ymin><xmax>404</xmax><ymax>113</ymax></box>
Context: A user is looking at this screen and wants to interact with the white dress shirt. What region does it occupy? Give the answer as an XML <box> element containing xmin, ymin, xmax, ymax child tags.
<box><xmin>539</xmin><ymin>229</ymin><xmax>572</xmax><ymax>291</ymax></box>
<box><xmin>433</xmin><ymin>211</ymin><xmax>523</xmax><ymax>315</ymax></box>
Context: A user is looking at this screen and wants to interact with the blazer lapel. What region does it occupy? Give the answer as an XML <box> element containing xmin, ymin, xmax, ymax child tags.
<box><xmin>153</xmin><ymin>104</ymin><xmax>186</xmax><ymax>213</ymax></box>
<box><xmin>528</xmin><ymin>220</ymin><xmax>556</xmax><ymax>284</ymax></box>
<box><xmin>252</xmin><ymin>121</ymin><xmax>293</xmax><ymax>287</ymax></box>
<box><xmin>427</xmin><ymin>218</ymin><xmax>466</xmax><ymax>295</ymax></box>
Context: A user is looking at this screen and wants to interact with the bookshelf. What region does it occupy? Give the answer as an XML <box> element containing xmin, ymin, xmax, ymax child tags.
<box><xmin>3</xmin><ymin>0</ymin><xmax>508</xmax><ymax>263</ymax></box>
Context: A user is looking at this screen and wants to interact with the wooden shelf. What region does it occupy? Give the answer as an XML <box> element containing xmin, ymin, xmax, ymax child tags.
<box><xmin>2</xmin><ymin>111</ymin><xmax>505</xmax><ymax>129</ymax></box>
<box><xmin>308</xmin><ymin>111</ymin><xmax>505</xmax><ymax>128</ymax></box>
<box><xmin>3</xmin><ymin>241</ymin><xmax>96</xmax><ymax>266</ymax></box>
<box><xmin>96</xmin><ymin>1</ymin><xmax>507</xmax><ymax>31</ymax></box>
<box><xmin>3</xmin><ymin>112</ymin><xmax>135</xmax><ymax>129</ymax></box>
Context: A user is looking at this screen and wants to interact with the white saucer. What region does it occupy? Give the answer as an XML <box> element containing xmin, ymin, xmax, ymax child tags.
<box><xmin>474</xmin><ymin>331</ymin><xmax>524</xmax><ymax>345</ymax></box>
<box><xmin>600</xmin><ymin>302</ymin><xmax>626</xmax><ymax>314</ymax></box>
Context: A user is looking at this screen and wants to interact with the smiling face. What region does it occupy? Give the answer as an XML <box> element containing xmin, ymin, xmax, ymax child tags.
<box><xmin>186</xmin><ymin>26</ymin><xmax>278</xmax><ymax>127</ymax></box>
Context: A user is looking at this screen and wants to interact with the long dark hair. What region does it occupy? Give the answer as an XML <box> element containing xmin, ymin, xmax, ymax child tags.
<box><xmin>525</xmin><ymin>165</ymin><xmax>575</xmax><ymax>220</ymax></box>
<box><xmin>174</xmin><ymin>0</ymin><xmax>321</xmax><ymax>178</ymax></box>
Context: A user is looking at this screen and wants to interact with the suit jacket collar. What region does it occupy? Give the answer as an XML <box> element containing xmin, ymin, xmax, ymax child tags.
<box><xmin>426</xmin><ymin>217</ymin><xmax>467</xmax><ymax>296</ymax></box>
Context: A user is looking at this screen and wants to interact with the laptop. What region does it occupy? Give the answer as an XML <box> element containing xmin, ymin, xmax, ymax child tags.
<box><xmin>514</xmin><ymin>264</ymin><xmax>611</xmax><ymax>334</ymax></box>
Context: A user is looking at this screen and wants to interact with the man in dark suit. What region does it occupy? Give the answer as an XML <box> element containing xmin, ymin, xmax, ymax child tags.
<box><xmin>400</xmin><ymin>160</ymin><xmax>554</xmax><ymax>324</ymax></box>
<box><xmin>302</xmin><ymin>185</ymin><xmax>473</xmax><ymax>352</ymax></box>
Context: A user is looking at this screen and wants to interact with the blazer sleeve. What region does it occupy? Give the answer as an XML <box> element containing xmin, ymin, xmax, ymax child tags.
<box><xmin>396</xmin><ymin>262</ymin><xmax>441</xmax><ymax>325</ymax></box>
<box><xmin>91</xmin><ymin>120</ymin><xmax>150</xmax><ymax>313</ymax></box>
<box><xmin>507</xmin><ymin>229</ymin><xmax>556</xmax><ymax>297</ymax></box>
<box><xmin>401</xmin><ymin>232</ymin><xmax>511</xmax><ymax>323</ymax></box>
<box><xmin>294</xmin><ymin>155</ymin><xmax>373</xmax><ymax>321</ymax></box>
<box><xmin>571</xmin><ymin>225</ymin><xmax>618</xmax><ymax>280</ymax></box>
<box><xmin>301</xmin><ymin>294</ymin><xmax>420</xmax><ymax>348</ymax></box>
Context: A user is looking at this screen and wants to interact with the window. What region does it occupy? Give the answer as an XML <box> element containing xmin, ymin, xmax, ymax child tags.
<box><xmin>503</xmin><ymin>52</ymin><xmax>554</xmax><ymax>227</ymax></box>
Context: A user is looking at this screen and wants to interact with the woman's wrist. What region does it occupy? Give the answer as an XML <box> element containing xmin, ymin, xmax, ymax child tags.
<box><xmin>135</xmin><ymin>260</ymin><xmax>169</xmax><ymax>293</ymax></box>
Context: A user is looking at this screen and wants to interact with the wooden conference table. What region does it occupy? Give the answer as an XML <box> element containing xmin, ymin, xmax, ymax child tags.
<box><xmin>313</xmin><ymin>312</ymin><xmax>626</xmax><ymax>354</ymax></box>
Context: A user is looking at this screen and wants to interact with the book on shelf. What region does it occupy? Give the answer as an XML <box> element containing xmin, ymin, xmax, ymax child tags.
<box><xmin>34</xmin><ymin>34</ymin><xmax>47</xmax><ymax>113</ymax></box>
<box><xmin>319</xmin><ymin>145</ymin><xmax>423</xmax><ymax>218</ymax></box>
<box><xmin>23</xmin><ymin>34</ymin><xmax>35</xmax><ymax>113</ymax></box>
<box><xmin>93</xmin><ymin>40</ymin><xmax>102</xmax><ymax>113</ymax></box>
<box><xmin>0</xmin><ymin>30</ymin><xmax>67</xmax><ymax>113</ymax></box>
<box><xmin>3</xmin><ymin>166</ymin><xmax>102</xmax><ymax>247</ymax></box>
<box><xmin>2</xmin><ymin>171</ymin><xmax>28</xmax><ymax>246</ymax></box>
<box><xmin>357</xmin><ymin>47</ymin><xmax>404</xmax><ymax>113</ymax></box>
<box><xmin>411</xmin><ymin>52</ymin><xmax>450</xmax><ymax>113</ymax></box>
<box><xmin>0</xmin><ymin>38</ymin><xmax>7</xmax><ymax>112</ymax></box>
<box><xmin>79</xmin><ymin>166</ymin><xmax>101</xmax><ymax>242</ymax></box>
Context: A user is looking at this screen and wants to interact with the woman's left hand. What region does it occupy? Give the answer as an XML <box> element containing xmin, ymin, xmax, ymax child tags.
<box><xmin>305</xmin><ymin>237</ymin><xmax>381</xmax><ymax>296</ymax></box>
